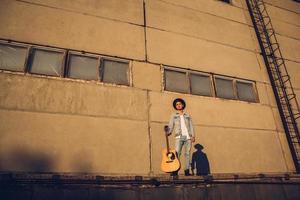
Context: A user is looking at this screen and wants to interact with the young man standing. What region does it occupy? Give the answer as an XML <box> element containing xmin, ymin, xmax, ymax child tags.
<box><xmin>165</xmin><ymin>98</ymin><xmax>195</xmax><ymax>176</ymax></box>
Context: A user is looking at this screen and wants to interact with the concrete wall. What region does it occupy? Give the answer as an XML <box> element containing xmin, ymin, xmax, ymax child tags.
<box><xmin>0</xmin><ymin>0</ymin><xmax>299</xmax><ymax>175</ymax></box>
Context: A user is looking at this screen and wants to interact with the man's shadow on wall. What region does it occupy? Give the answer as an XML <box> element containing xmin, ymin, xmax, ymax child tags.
<box><xmin>191</xmin><ymin>144</ymin><xmax>210</xmax><ymax>176</ymax></box>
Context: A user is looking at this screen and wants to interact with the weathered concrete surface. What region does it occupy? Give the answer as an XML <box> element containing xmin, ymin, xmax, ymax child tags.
<box><xmin>266</xmin><ymin>3</ymin><xmax>300</xmax><ymax>27</ymax></box>
<box><xmin>149</xmin><ymin>91</ymin><xmax>294</xmax><ymax>174</ymax></box>
<box><xmin>154</xmin><ymin>0</ymin><xmax>246</xmax><ymax>23</ymax></box>
<box><xmin>0</xmin><ymin>73</ymin><xmax>148</xmax><ymax>121</ymax></box>
<box><xmin>0</xmin><ymin>109</ymin><xmax>150</xmax><ymax>174</ymax></box>
<box><xmin>146</xmin><ymin>28</ymin><xmax>264</xmax><ymax>82</ymax></box>
<box><xmin>146</xmin><ymin>0</ymin><xmax>255</xmax><ymax>51</ymax></box>
<box><xmin>132</xmin><ymin>61</ymin><xmax>162</xmax><ymax>92</ymax></box>
<box><xmin>151</xmin><ymin>122</ymin><xmax>290</xmax><ymax>174</ymax></box>
<box><xmin>277</xmin><ymin>35</ymin><xmax>300</xmax><ymax>62</ymax></box>
<box><xmin>0</xmin><ymin>0</ymin><xmax>299</xmax><ymax>176</ymax></box>
<box><xmin>264</xmin><ymin>0</ymin><xmax>300</xmax><ymax>14</ymax></box>
<box><xmin>149</xmin><ymin>91</ymin><xmax>277</xmax><ymax>130</ymax></box>
<box><xmin>0</xmin><ymin>0</ymin><xmax>145</xmax><ymax>60</ymax></box>
<box><xmin>21</xmin><ymin>0</ymin><xmax>144</xmax><ymax>25</ymax></box>
<box><xmin>284</xmin><ymin>61</ymin><xmax>300</xmax><ymax>90</ymax></box>
<box><xmin>273</xmin><ymin>20</ymin><xmax>300</xmax><ymax>40</ymax></box>
<box><xmin>256</xmin><ymin>82</ymin><xmax>276</xmax><ymax>107</ymax></box>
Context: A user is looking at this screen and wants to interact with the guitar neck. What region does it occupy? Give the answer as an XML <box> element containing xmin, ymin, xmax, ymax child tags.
<box><xmin>165</xmin><ymin>133</ymin><xmax>170</xmax><ymax>154</ymax></box>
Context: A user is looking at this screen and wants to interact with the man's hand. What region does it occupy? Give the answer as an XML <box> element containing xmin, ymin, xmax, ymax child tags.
<box><xmin>191</xmin><ymin>137</ymin><xmax>195</xmax><ymax>143</ymax></box>
<box><xmin>164</xmin><ymin>125</ymin><xmax>170</xmax><ymax>135</ymax></box>
<box><xmin>164</xmin><ymin>125</ymin><xmax>169</xmax><ymax>132</ymax></box>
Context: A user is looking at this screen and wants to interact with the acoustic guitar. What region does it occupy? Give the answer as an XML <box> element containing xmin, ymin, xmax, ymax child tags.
<box><xmin>160</xmin><ymin>126</ymin><xmax>180</xmax><ymax>173</ymax></box>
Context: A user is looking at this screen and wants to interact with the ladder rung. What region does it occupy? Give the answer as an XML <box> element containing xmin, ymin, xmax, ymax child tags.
<box><xmin>266</xmin><ymin>53</ymin><xmax>275</xmax><ymax>57</ymax></box>
<box><xmin>265</xmin><ymin>21</ymin><xmax>271</xmax><ymax>27</ymax></box>
<box><xmin>280</xmin><ymin>93</ymin><xmax>296</xmax><ymax>101</ymax></box>
<box><xmin>286</xmin><ymin>115</ymin><xmax>294</xmax><ymax>120</ymax></box>
<box><xmin>265</xmin><ymin>42</ymin><xmax>279</xmax><ymax>50</ymax></box>
<box><xmin>268</xmin><ymin>32</ymin><xmax>275</xmax><ymax>38</ymax></box>
<box><xmin>253</xmin><ymin>11</ymin><xmax>260</xmax><ymax>16</ymax></box>
<box><xmin>273</xmin><ymin>74</ymin><xmax>289</xmax><ymax>82</ymax></box>
<box><xmin>276</xmin><ymin>62</ymin><xmax>284</xmax><ymax>68</ymax></box>
<box><xmin>282</xmin><ymin>75</ymin><xmax>291</xmax><ymax>83</ymax></box>
<box><xmin>262</xmin><ymin>15</ymin><xmax>270</xmax><ymax>19</ymax></box>
<box><xmin>272</xmin><ymin>46</ymin><xmax>279</xmax><ymax>52</ymax></box>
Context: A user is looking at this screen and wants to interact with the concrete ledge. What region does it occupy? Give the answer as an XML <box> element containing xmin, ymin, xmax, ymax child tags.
<box><xmin>1</xmin><ymin>172</ymin><xmax>300</xmax><ymax>187</ymax></box>
<box><xmin>1</xmin><ymin>172</ymin><xmax>300</xmax><ymax>200</ymax></box>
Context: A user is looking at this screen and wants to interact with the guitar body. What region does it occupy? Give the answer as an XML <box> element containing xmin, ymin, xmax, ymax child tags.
<box><xmin>160</xmin><ymin>148</ymin><xmax>181</xmax><ymax>173</ymax></box>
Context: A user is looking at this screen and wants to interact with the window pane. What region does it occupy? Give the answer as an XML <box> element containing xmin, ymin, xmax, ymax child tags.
<box><xmin>237</xmin><ymin>81</ymin><xmax>256</xmax><ymax>102</ymax></box>
<box><xmin>190</xmin><ymin>74</ymin><xmax>212</xmax><ymax>96</ymax></box>
<box><xmin>0</xmin><ymin>43</ymin><xmax>27</xmax><ymax>71</ymax></box>
<box><xmin>68</xmin><ymin>54</ymin><xmax>99</xmax><ymax>80</ymax></box>
<box><xmin>30</xmin><ymin>49</ymin><xmax>63</xmax><ymax>76</ymax></box>
<box><xmin>102</xmin><ymin>60</ymin><xmax>129</xmax><ymax>85</ymax></box>
<box><xmin>215</xmin><ymin>78</ymin><xmax>235</xmax><ymax>99</ymax></box>
<box><xmin>165</xmin><ymin>69</ymin><xmax>188</xmax><ymax>93</ymax></box>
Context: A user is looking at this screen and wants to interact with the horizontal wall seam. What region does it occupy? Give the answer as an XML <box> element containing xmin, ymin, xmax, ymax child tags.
<box><xmin>150</xmin><ymin>120</ymin><xmax>278</xmax><ymax>132</ymax></box>
<box><xmin>15</xmin><ymin>0</ymin><xmax>144</xmax><ymax>27</ymax></box>
<box><xmin>4</xmin><ymin>3</ymin><xmax>272</xmax><ymax>63</ymax></box>
<box><xmin>0</xmin><ymin>107</ymin><xmax>148</xmax><ymax>122</ymax></box>
<box><xmin>16</xmin><ymin>0</ymin><xmax>300</xmax><ymax>30</ymax></box>
<box><xmin>264</xmin><ymin>2</ymin><xmax>300</xmax><ymax>16</ymax></box>
<box><xmin>147</xmin><ymin>26</ymin><xmax>258</xmax><ymax>54</ymax></box>
<box><xmin>276</xmin><ymin>33</ymin><xmax>300</xmax><ymax>42</ymax></box>
<box><xmin>272</xmin><ymin>19</ymin><xmax>300</xmax><ymax>29</ymax></box>
<box><xmin>13</xmin><ymin>0</ymin><xmax>300</xmax><ymax>59</ymax></box>
<box><xmin>255</xmin><ymin>81</ymin><xmax>300</xmax><ymax>90</ymax></box>
<box><xmin>155</xmin><ymin>0</ymin><xmax>248</xmax><ymax>26</ymax></box>
<box><xmin>147</xmin><ymin>26</ymin><xmax>300</xmax><ymax>59</ymax></box>
<box><xmin>281</xmin><ymin>58</ymin><xmax>300</xmax><ymax>65</ymax></box>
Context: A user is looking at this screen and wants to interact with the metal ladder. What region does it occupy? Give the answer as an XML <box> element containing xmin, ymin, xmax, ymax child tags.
<box><xmin>246</xmin><ymin>0</ymin><xmax>300</xmax><ymax>173</ymax></box>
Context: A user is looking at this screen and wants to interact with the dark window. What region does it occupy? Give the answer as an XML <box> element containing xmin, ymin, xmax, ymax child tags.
<box><xmin>215</xmin><ymin>77</ymin><xmax>235</xmax><ymax>99</ymax></box>
<box><xmin>0</xmin><ymin>43</ymin><xmax>27</xmax><ymax>72</ymax></box>
<box><xmin>190</xmin><ymin>73</ymin><xmax>212</xmax><ymax>96</ymax></box>
<box><xmin>237</xmin><ymin>81</ymin><xmax>256</xmax><ymax>102</ymax></box>
<box><xmin>164</xmin><ymin>69</ymin><xmax>188</xmax><ymax>93</ymax></box>
<box><xmin>29</xmin><ymin>48</ymin><xmax>64</xmax><ymax>76</ymax></box>
<box><xmin>68</xmin><ymin>54</ymin><xmax>99</xmax><ymax>80</ymax></box>
<box><xmin>101</xmin><ymin>59</ymin><xmax>129</xmax><ymax>85</ymax></box>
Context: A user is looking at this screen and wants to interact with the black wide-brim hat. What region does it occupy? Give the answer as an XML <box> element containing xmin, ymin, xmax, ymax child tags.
<box><xmin>173</xmin><ymin>98</ymin><xmax>186</xmax><ymax>110</ymax></box>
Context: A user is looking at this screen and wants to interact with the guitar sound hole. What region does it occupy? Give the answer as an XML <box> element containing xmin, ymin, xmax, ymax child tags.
<box><xmin>166</xmin><ymin>152</ymin><xmax>175</xmax><ymax>160</ymax></box>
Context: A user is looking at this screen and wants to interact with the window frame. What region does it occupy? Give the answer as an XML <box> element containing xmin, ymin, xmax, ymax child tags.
<box><xmin>163</xmin><ymin>66</ymin><xmax>259</xmax><ymax>103</ymax></box>
<box><xmin>214</xmin><ymin>75</ymin><xmax>237</xmax><ymax>100</ymax></box>
<box><xmin>100</xmin><ymin>57</ymin><xmax>131</xmax><ymax>86</ymax></box>
<box><xmin>0</xmin><ymin>40</ymin><xmax>30</xmax><ymax>73</ymax></box>
<box><xmin>28</xmin><ymin>46</ymin><xmax>66</xmax><ymax>77</ymax></box>
<box><xmin>163</xmin><ymin>66</ymin><xmax>189</xmax><ymax>93</ymax></box>
<box><xmin>236</xmin><ymin>79</ymin><xmax>259</xmax><ymax>103</ymax></box>
<box><xmin>189</xmin><ymin>70</ymin><xmax>215</xmax><ymax>97</ymax></box>
<box><xmin>0</xmin><ymin>40</ymin><xmax>133</xmax><ymax>87</ymax></box>
<box><xmin>66</xmin><ymin>51</ymin><xmax>101</xmax><ymax>81</ymax></box>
